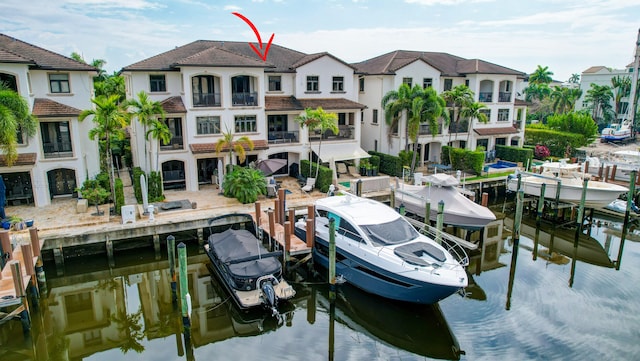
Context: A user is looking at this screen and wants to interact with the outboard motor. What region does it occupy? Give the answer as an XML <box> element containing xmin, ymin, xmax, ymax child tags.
<box><xmin>261</xmin><ymin>279</ymin><xmax>278</xmax><ymax>316</ymax></box>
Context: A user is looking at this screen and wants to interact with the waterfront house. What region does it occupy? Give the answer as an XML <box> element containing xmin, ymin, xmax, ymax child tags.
<box><xmin>0</xmin><ymin>34</ymin><xmax>100</xmax><ymax>207</ymax></box>
<box><xmin>120</xmin><ymin>41</ymin><xmax>367</xmax><ymax>191</ymax></box>
<box><xmin>352</xmin><ymin>50</ymin><xmax>527</xmax><ymax>166</ymax></box>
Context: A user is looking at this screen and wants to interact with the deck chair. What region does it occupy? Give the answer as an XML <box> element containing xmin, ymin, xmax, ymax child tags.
<box><xmin>301</xmin><ymin>178</ymin><xmax>316</xmax><ymax>192</ymax></box>
<box><xmin>336</xmin><ymin>162</ymin><xmax>348</xmax><ymax>178</ymax></box>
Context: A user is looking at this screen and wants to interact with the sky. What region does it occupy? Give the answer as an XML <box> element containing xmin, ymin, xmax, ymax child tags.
<box><xmin>1</xmin><ymin>0</ymin><xmax>639</xmax><ymax>82</ymax></box>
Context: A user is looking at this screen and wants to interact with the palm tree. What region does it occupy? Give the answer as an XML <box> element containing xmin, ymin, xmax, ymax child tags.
<box><xmin>550</xmin><ymin>86</ymin><xmax>582</xmax><ymax>114</ymax></box>
<box><xmin>381</xmin><ymin>83</ymin><xmax>422</xmax><ymax>150</ymax></box>
<box><xmin>584</xmin><ymin>83</ymin><xmax>614</xmax><ymax>125</ymax></box>
<box><xmin>215</xmin><ymin>126</ymin><xmax>255</xmax><ymax>172</ymax></box>
<box><xmin>529</xmin><ymin>65</ymin><xmax>554</xmax><ymax>85</ymax></box>
<box><xmin>462</xmin><ymin>101</ymin><xmax>489</xmax><ymax>146</ymax></box>
<box><xmin>146</xmin><ymin>119</ymin><xmax>171</xmax><ymax>173</ymax></box>
<box><xmin>611</xmin><ymin>75</ymin><xmax>631</xmax><ymax>116</ymax></box>
<box><xmin>442</xmin><ymin>85</ymin><xmax>474</xmax><ymax>143</ymax></box>
<box><xmin>568</xmin><ymin>73</ymin><xmax>580</xmax><ymax>84</ymax></box>
<box><xmin>0</xmin><ymin>84</ymin><xmax>37</xmax><ymax>166</ymax></box>
<box><xmin>406</xmin><ymin>87</ymin><xmax>447</xmax><ymax>172</ymax></box>
<box><xmin>79</xmin><ymin>95</ymin><xmax>130</xmax><ymax>212</ymax></box>
<box><xmin>125</xmin><ymin>91</ymin><xmax>166</xmax><ymax>177</ymax></box>
<box><xmin>295</xmin><ymin>107</ymin><xmax>339</xmax><ymax>179</ymax></box>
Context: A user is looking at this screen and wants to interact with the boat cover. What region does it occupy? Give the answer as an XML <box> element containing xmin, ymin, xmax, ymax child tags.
<box><xmin>209</xmin><ymin>228</ymin><xmax>281</xmax><ymax>279</ymax></box>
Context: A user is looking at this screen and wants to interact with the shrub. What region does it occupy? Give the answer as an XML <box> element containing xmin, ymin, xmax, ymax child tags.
<box><xmin>222</xmin><ymin>167</ymin><xmax>266</xmax><ymax>204</ymax></box>
<box><xmin>148</xmin><ymin>171</ymin><xmax>164</xmax><ymax>202</ymax></box>
<box><xmin>534</xmin><ymin>145</ymin><xmax>551</xmax><ymax>159</ymax></box>
<box><xmin>301</xmin><ymin>160</ymin><xmax>333</xmax><ymax>192</ymax></box>
<box><xmin>114</xmin><ymin>178</ymin><xmax>124</xmax><ymax>215</ymax></box>
<box><xmin>495</xmin><ymin>145</ymin><xmax>534</xmax><ymax>164</ymax></box>
<box><xmin>368</xmin><ymin>151</ymin><xmax>403</xmax><ymax>177</ymax></box>
<box><xmin>442</xmin><ymin>146</ymin><xmax>485</xmax><ymax>175</ymax></box>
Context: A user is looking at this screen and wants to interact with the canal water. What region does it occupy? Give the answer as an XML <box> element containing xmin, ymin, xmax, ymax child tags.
<box><xmin>2</xmin><ymin>212</ymin><xmax>639</xmax><ymax>360</ymax></box>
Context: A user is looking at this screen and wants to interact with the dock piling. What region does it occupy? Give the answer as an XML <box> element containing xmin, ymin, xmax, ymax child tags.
<box><xmin>616</xmin><ymin>170</ymin><xmax>637</xmax><ymax>270</ymax></box>
<box><xmin>177</xmin><ymin>242</ymin><xmax>191</xmax><ymax>328</ymax></box>
<box><xmin>167</xmin><ymin>235</ymin><xmax>177</xmax><ymax>301</ymax></box>
<box><xmin>436</xmin><ymin>200</ymin><xmax>444</xmax><ymax>244</ymax></box>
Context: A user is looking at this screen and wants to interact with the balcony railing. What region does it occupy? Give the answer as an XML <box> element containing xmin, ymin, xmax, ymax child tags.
<box><xmin>498</xmin><ymin>92</ymin><xmax>512</xmax><ymax>102</ymax></box>
<box><xmin>160</xmin><ymin>136</ymin><xmax>184</xmax><ymax>151</ymax></box>
<box><xmin>309</xmin><ymin>126</ymin><xmax>355</xmax><ymax>141</ymax></box>
<box><xmin>232</xmin><ymin>92</ymin><xmax>258</xmax><ymax>106</ymax></box>
<box><xmin>418</xmin><ymin>123</ymin><xmax>443</xmax><ymax>135</ymax></box>
<box><xmin>268</xmin><ymin>130</ymin><xmax>299</xmax><ymax>144</ymax></box>
<box><xmin>479</xmin><ymin>92</ymin><xmax>493</xmax><ymax>102</ymax></box>
<box><xmin>448</xmin><ymin>119</ymin><xmax>469</xmax><ymax>134</ymax></box>
<box><xmin>43</xmin><ymin>141</ymin><xmax>73</xmax><ymax>159</ymax></box>
<box><xmin>193</xmin><ymin>93</ymin><xmax>221</xmax><ymax>107</ymax></box>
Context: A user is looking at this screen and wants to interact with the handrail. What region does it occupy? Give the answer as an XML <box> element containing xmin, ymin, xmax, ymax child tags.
<box><xmin>403</xmin><ymin>216</ymin><xmax>472</xmax><ymax>266</ymax></box>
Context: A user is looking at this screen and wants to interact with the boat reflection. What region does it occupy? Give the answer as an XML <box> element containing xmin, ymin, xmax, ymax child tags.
<box><xmin>313</xmin><ymin>282</ymin><xmax>464</xmax><ymax>360</ymax></box>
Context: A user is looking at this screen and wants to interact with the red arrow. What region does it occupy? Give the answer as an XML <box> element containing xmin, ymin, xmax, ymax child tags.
<box><xmin>232</xmin><ymin>12</ymin><xmax>274</xmax><ymax>62</ymax></box>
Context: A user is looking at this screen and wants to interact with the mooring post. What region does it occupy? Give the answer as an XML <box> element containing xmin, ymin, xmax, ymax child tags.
<box><xmin>554</xmin><ymin>180</ymin><xmax>562</xmax><ymax>219</ymax></box>
<box><xmin>197</xmin><ymin>228</ymin><xmax>204</xmax><ymax>250</ymax></box>
<box><xmin>278</xmin><ymin>188</ymin><xmax>286</xmax><ymax>226</ymax></box>
<box><xmin>307</xmin><ymin>205</ymin><xmax>315</xmax><ymax>248</ymax></box>
<box><xmin>356</xmin><ymin>179</ymin><xmax>362</xmax><ymax>197</ymax></box>
<box><xmin>177</xmin><ymin>242</ymin><xmax>191</xmax><ymax>328</ymax></box>
<box><xmin>328</xmin><ymin>217</ymin><xmax>336</xmax><ymax>301</ymax></box>
<box><xmin>153</xmin><ymin>234</ymin><xmax>161</xmax><ymax>260</ymax></box>
<box><xmin>167</xmin><ymin>235</ymin><xmax>177</xmax><ymax>301</ymax></box>
<box><xmin>481</xmin><ymin>192</ymin><xmax>489</xmax><ymax>207</ymax></box>
<box><xmin>274</xmin><ymin>200</ymin><xmax>280</xmax><ymax>225</ymax></box>
<box><xmin>611</xmin><ymin>165</ymin><xmax>618</xmax><ymax>181</ymax></box>
<box><xmin>29</xmin><ymin>228</ymin><xmax>45</xmax><ymax>293</ymax></box>
<box><xmin>106</xmin><ymin>236</ymin><xmax>115</xmax><ymax>268</ymax></box>
<box><xmin>288</xmin><ymin>208</ymin><xmax>295</xmax><ymax>237</ymax></box>
<box><xmin>53</xmin><ymin>246</ymin><xmax>64</xmax><ymax>276</ymax></box>
<box><xmin>10</xmin><ymin>260</ymin><xmax>30</xmax><ymax>332</ymax></box>
<box><xmin>284</xmin><ymin>221</ymin><xmax>291</xmax><ymax>271</ymax></box>
<box><xmin>506</xmin><ymin>189</ymin><xmax>524</xmax><ymax>310</ymax></box>
<box><xmin>268</xmin><ymin>210</ymin><xmax>275</xmax><ymax>249</ymax></box>
<box><xmin>436</xmin><ymin>200</ymin><xmax>444</xmax><ymax>244</ymax></box>
<box><xmin>536</xmin><ymin>183</ymin><xmax>546</xmax><ymax>225</ymax></box>
<box><xmin>255</xmin><ymin>202</ymin><xmax>261</xmax><ymax>226</ymax></box>
<box><xmin>390</xmin><ymin>188</ymin><xmax>395</xmax><ymax>209</ymax></box>
<box><xmin>425</xmin><ymin>199</ymin><xmax>431</xmax><ymax>225</ymax></box>
<box><xmin>604</xmin><ymin>165</ymin><xmax>610</xmax><ymax>182</ymax></box>
<box><xmin>598</xmin><ymin>164</ymin><xmax>603</xmax><ymax>179</ymax></box>
<box><xmin>616</xmin><ymin>170</ymin><xmax>637</xmax><ymax>270</ymax></box>
<box><xmin>0</xmin><ymin>230</ymin><xmax>11</xmax><ymax>265</ymax></box>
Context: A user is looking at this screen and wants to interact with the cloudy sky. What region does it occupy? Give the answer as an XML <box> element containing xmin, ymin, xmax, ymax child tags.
<box><xmin>1</xmin><ymin>0</ymin><xmax>638</xmax><ymax>81</ymax></box>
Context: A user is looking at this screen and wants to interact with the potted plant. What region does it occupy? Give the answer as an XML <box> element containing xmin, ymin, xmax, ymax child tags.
<box><xmin>372</xmin><ymin>165</ymin><xmax>378</xmax><ymax>176</ymax></box>
<box><xmin>9</xmin><ymin>215</ymin><xmax>25</xmax><ymax>231</ymax></box>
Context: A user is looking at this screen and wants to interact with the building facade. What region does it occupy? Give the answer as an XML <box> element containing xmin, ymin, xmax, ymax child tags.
<box><xmin>0</xmin><ymin>34</ymin><xmax>99</xmax><ymax>207</ymax></box>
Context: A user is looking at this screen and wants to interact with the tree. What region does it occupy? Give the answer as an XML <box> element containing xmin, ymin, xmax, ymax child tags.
<box><xmin>547</xmin><ymin>112</ymin><xmax>599</xmax><ymax>146</ymax></box>
<box><xmin>125</xmin><ymin>91</ymin><xmax>166</xmax><ymax>177</ymax></box>
<box><xmin>611</xmin><ymin>75</ymin><xmax>631</xmax><ymax>116</ymax></box>
<box><xmin>79</xmin><ymin>95</ymin><xmax>130</xmax><ymax>214</ymax></box>
<box><xmin>295</xmin><ymin>107</ymin><xmax>339</xmax><ymax>179</ymax></box>
<box><xmin>529</xmin><ymin>65</ymin><xmax>554</xmax><ymax>85</ymax></box>
<box><xmin>78</xmin><ymin>179</ymin><xmax>110</xmax><ymax>216</ymax></box>
<box><xmin>0</xmin><ymin>84</ymin><xmax>38</xmax><ymax>166</ymax></box>
<box><xmin>215</xmin><ymin>126</ymin><xmax>255</xmax><ymax>170</ymax></box>
<box><xmin>222</xmin><ymin>166</ymin><xmax>266</xmax><ymax>204</ymax></box>
<box><xmin>461</xmin><ymin>101</ymin><xmax>489</xmax><ymax>146</ymax></box>
<box><xmin>584</xmin><ymin>83</ymin><xmax>615</xmax><ymax>126</ymax></box>
<box><xmin>568</xmin><ymin>73</ymin><xmax>580</xmax><ymax>84</ymax></box>
<box><xmin>146</xmin><ymin>119</ymin><xmax>171</xmax><ymax>173</ymax></box>
<box><xmin>550</xmin><ymin>86</ymin><xmax>582</xmax><ymax>114</ymax></box>
<box><xmin>381</xmin><ymin>83</ymin><xmax>422</xmax><ymax>150</ymax></box>
<box><xmin>442</xmin><ymin>85</ymin><xmax>474</xmax><ymax>143</ymax></box>
<box><xmin>406</xmin><ymin>87</ymin><xmax>447</xmax><ymax>172</ymax></box>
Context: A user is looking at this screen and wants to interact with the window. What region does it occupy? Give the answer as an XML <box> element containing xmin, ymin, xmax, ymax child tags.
<box><xmin>359</xmin><ymin>77</ymin><xmax>365</xmax><ymax>92</ymax></box>
<box><xmin>480</xmin><ymin>109</ymin><xmax>491</xmax><ymax>121</ymax></box>
<box><xmin>161</xmin><ymin>118</ymin><xmax>183</xmax><ymax>150</ymax></box>
<box><xmin>150</xmin><ymin>74</ymin><xmax>166</xmax><ymax>92</ymax></box>
<box><xmin>41</xmin><ymin>121</ymin><xmax>73</xmax><ymax>158</ymax></box>
<box><xmin>498</xmin><ymin>109</ymin><xmax>509</xmax><ymax>122</ymax></box>
<box><xmin>402</xmin><ymin>77</ymin><xmax>412</xmax><ymax>88</ymax></box>
<box><xmin>49</xmin><ymin>73</ymin><xmax>70</xmax><ymax>93</ymax></box>
<box><xmin>372</xmin><ymin>109</ymin><xmax>378</xmax><ymax>124</ymax></box>
<box><xmin>16</xmin><ymin>127</ymin><xmax>25</xmax><ymax>145</ymax></box>
<box><xmin>338</xmin><ymin>113</ymin><xmax>346</xmax><ymax>126</ymax></box>
<box><xmin>268</xmin><ymin>75</ymin><xmax>281</xmax><ymax>91</ymax></box>
<box><xmin>192</xmin><ymin>75</ymin><xmax>220</xmax><ymax>107</ymax></box>
<box><xmin>0</xmin><ymin>73</ymin><xmax>17</xmax><ymax>91</ymax></box>
<box><xmin>495</xmin><ymin>137</ymin><xmax>506</xmax><ymax>146</ymax></box>
<box><xmin>306</xmin><ymin>76</ymin><xmax>319</xmax><ymax>92</ymax></box>
<box><xmin>443</xmin><ymin>78</ymin><xmax>453</xmax><ymax>91</ymax></box>
<box><xmin>196</xmin><ymin>116</ymin><xmax>221</xmax><ymax>135</ymax></box>
<box><xmin>423</xmin><ymin>78</ymin><xmax>432</xmax><ymax>88</ymax></box>
<box><xmin>332</xmin><ymin>76</ymin><xmax>344</xmax><ymax>92</ymax></box>
<box><xmin>235</xmin><ymin>115</ymin><xmax>257</xmax><ymax>133</ymax></box>
<box><xmin>465</xmin><ymin>79</ymin><xmax>470</xmax><ymax>87</ymax></box>
<box><xmin>476</xmin><ymin>138</ymin><xmax>489</xmax><ymax>149</ymax></box>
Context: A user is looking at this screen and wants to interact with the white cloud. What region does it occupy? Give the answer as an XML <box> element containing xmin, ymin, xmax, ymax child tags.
<box><xmin>223</xmin><ymin>5</ymin><xmax>242</xmax><ymax>11</ymax></box>
<box><xmin>65</xmin><ymin>0</ymin><xmax>164</xmax><ymax>10</ymax></box>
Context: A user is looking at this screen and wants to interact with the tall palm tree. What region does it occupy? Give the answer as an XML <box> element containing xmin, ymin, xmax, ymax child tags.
<box><xmin>146</xmin><ymin>119</ymin><xmax>171</xmax><ymax>173</ymax></box>
<box><xmin>462</xmin><ymin>101</ymin><xmax>489</xmax><ymax>146</ymax></box>
<box><xmin>584</xmin><ymin>83</ymin><xmax>614</xmax><ymax>125</ymax></box>
<box><xmin>568</xmin><ymin>73</ymin><xmax>580</xmax><ymax>84</ymax></box>
<box><xmin>0</xmin><ymin>84</ymin><xmax>37</xmax><ymax>166</ymax></box>
<box><xmin>529</xmin><ymin>65</ymin><xmax>554</xmax><ymax>85</ymax></box>
<box><xmin>611</xmin><ymin>75</ymin><xmax>631</xmax><ymax>116</ymax></box>
<box><xmin>406</xmin><ymin>87</ymin><xmax>447</xmax><ymax>172</ymax></box>
<box><xmin>442</xmin><ymin>85</ymin><xmax>474</xmax><ymax>143</ymax></box>
<box><xmin>381</xmin><ymin>83</ymin><xmax>422</xmax><ymax>150</ymax></box>
<box><xmin>550</xmin><ymin>86</ymin><xmax>582</xmax><ymax>114</ymax></box>
<box><xmin>215</xmin><ymin>126</ymin><xmax>255</xmax><ymax>171</ymax></box>
<box><xmin>295</xmin><ymin>107</ymin><xmax>339</xmax><ymax>179</ymax></box>
<box><xmin>79</xmin><ymin>94</ymin><xmax>130</xmax><ymax>211</ymax></box>
<box><xmin>125</xmin><ymin>91</ymin><xmax>166</xmax><ymax>176</ymax></box>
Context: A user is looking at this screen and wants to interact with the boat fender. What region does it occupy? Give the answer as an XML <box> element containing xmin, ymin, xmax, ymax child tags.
<box><xmin>186</xmin><ymin>293</ymin><xmax>192</xmax><ymax>317</ymax></box>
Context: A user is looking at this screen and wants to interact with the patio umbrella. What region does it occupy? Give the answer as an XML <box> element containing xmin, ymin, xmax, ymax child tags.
<box><xmin>217</xmin><ymin>159</ymin><xmax>224</xmax><ymax>193</ymax></box>
<box><xmin>256</xmin><ymin>159</ymin><xmax>287</xmax><ymax>176</ymax></box>
<box><xmin>0</xmin><ymin>175</ymin><xmax>5</xmax><ymax>219</ymax></box>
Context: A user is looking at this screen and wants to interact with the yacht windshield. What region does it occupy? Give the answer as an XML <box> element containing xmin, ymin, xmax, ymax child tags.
<box><xmin>360</xmin><ymin>218</ymin><xmax>419</xmax><ymax>246</ymax></box>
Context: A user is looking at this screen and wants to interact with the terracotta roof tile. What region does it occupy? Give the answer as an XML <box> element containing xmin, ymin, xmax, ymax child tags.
<box><xmin>161</xmin><ymin>96</ymin><xmax>186</xmax><ymax>113</ymax></box>
<box><xmin>190</xmin><ymin>139</ymin><xmax>269</xmax><ymax>154</ymax></box>
<box><xmin>0</xmin><ymin>33</ymin><xmax>96</xmax><ymax>71</ymax></box>
<box><xmin>0</xmin><ymin>152</ymin><xmax>37</xmax><ymax>167</ymax></box>
<box><xmin>474</xmin><ymin>126</ymin><xmax>519</xmax><ymax>136</ymax></box>
<box><xmin>123</xmin><ymin>40</ymin><xmax>308</xmax><ymax>73</ymax></box>
<box><xmin>0</xmin><ymin>48</ymin><xmax>32</xmax><ymax>64</ymax></box>
<box><xmin>32</xmin><ymin>98</ymin><xmax>82</xmax><ymax>117</ymax></box>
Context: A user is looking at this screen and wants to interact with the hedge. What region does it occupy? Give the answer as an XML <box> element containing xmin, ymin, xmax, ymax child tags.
<box><xmin>368</xmin><ymin>151</ymin><xmax>403</xmax><ymax>177</ymax></box>
<box><xmin>441</xmin><ymin>146</ymin><xmax>484</xmax><ymax>175</ymax></box>
<box><xmin>114</xmin><ymin>178</ymin><xmax>124</xmax><ymax>215</ymax></box>
<box><xmin>495</xmin><ymin>145</ymin><xmax>533</xmax><ymax>164</ymax></box>
<box><xmin>300</xmin><ymin>160</ymin><xmax>333</xmax><ymax>193</ymax></box>
<box><xmin>524</xmin><ymin>127</ymin><xmax>584</xmax><ymax>157</ymax></box>
<box><xmin>132</xmin><ymin>168</ymin><xmax>164</xmax><ymax>203</ymax></box>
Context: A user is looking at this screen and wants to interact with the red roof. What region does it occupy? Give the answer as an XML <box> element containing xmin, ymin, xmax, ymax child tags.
<box><xmin>474</xmin><ymin>126</ymin><xmax>519</xmax><ymax>136</ymax></box>
<box><xmin>190</xmin><ymin>139</ymin><xmax>269</xmax><ymax>154</ymax></box>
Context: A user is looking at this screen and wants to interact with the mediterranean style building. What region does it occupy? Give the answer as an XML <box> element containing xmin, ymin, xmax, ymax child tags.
<box><xmin>121</xmin><ymin>41</ymin><xmax>367</xmax><ymax>191</ymax></box>
<box><xmin>352</xmin><ymin>50</ymin><xmax>528</xmax><ymax>167</ymax></box>
<box><xmin>0</xmin><ymin>33</ymin><xmax>100</xmax><ymax>207</ymax></box>
<box><xmin>575</xmin><ymin>65</ymin><xmax>635</xmax><ymax>122</ymax></box>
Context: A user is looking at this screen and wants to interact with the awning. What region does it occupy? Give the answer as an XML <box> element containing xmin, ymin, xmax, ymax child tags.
<box><xmin>310</xmin><ymin>143</ymin><xmax>370</xmax><ymax>162</ymax></box>
<box><xmin>473</xmin><ymin>126</ymin><xmax>519</xmax><ymax>136</ymax></box>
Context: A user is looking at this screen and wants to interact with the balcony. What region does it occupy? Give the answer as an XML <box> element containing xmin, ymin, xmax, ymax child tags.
<box><xmin>232</xmin><ymin>92</ymin><xmax>258</xmax><ymax>106</ymax></box>
<box><xmin>448</xmin><ymin>119</ymin><xmax>469</xmax><ymax>134</ymax></box>
<box><xmin>193</xmin><ymin>93</ymin><xmax>221</xmax><ymax>107</ymax></box>
<box><xmin>418</xmin><ymin>123</ymin><xmax>443</xmax><ymax>135</ymax></box>
<box><xmin>498</xmin><ymin>92</ymin><xmax>512</xmax><ymax>102</ymax></box>
<box><xmin>160</xmin><ymin>136</ymin><xmax>184</xmax><ymax>151</ymax></box>
<box><xmin>43</xmin><ymin>141</ymin><xmax>73</xmax><ymax>159</ymax></box>
<box><xmin>309</xmin><ymin>126</ymin><xmax>354</xmax><ymax>141</ymax></box>
<box><xmin>479</xmin><ymin>92</ymin><xmax>493</xmax><ymax>102</ymax></box>
<box><xmin>268</xmin><ymin>130</ymin><xmax>299</xmax><ymax>144</ymax></box>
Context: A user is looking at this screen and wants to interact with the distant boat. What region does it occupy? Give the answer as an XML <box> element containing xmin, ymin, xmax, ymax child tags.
<box><xmin>394</xmin><ymin>173</ymin><xmax>496</xmax><ymax>230</ymax></box>
<box><xmin>507</xmin><ymin>161</ymin><xmax>628</xmax><ymax>208</ymax></box>
<box><xmin>295</xmin><ymin>193</ymin><xmax>468</xmax><ymax>304</ymax></box>
<box><xmin>204</xmin><ymin>213</ymin><xmax>296</xmax><ymax>315</ymax></box>
<box><xmin>601</xmin><ymin>120</ymin><xmax>633</xmax><ymax>142</ymax></box>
